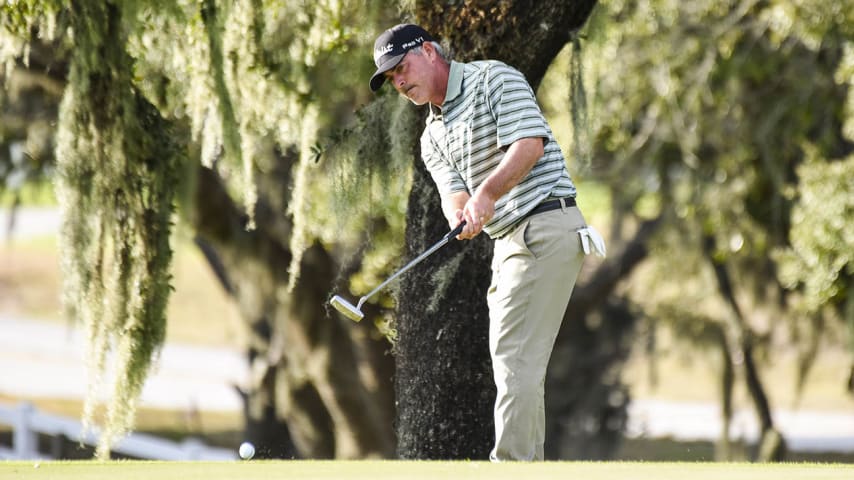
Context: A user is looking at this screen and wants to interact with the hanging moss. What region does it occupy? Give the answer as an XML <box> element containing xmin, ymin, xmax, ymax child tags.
<box><xmin>317</xmin><ymin>94</ymin><xmax>417</xmax><ymax>229</ymax></box>
<box><xmin>9</xmin><ymin>0</ymin><xmax>402</xmax><ymax>454</ymax></box>
<box><xmin>292</xmin><ymin>93</ymin><xmax>417</xmax><ymax>297</ymax></box>
<box><xmin>53</xmin><ymin>1</ymin><xmax>180</xmax><ymax>459</ymax></box>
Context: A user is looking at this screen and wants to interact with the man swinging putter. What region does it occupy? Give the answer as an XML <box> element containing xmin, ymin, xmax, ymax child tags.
<box><xmin>369</xmin><ymin>23</ymin><xmax>605</xmax><ymax>461</ymax></box>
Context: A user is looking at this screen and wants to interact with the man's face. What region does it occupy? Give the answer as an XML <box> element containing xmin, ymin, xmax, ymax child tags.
<box><xmin>384</xmin><ymin>48</ymin><xmax>435</xmax><ymax>105</ymax></box>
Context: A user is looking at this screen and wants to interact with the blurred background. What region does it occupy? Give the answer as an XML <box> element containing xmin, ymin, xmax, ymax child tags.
<box><xmin>1</xmin><ymin>0</ymin><xmax>852</xmax><ymax>462</ymax></box>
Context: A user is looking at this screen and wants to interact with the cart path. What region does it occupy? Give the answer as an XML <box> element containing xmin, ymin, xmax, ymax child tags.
<box><xmin>1</xmin><ymin>314</ymin><xmax>247</xmax><ymax>412</ymax></box>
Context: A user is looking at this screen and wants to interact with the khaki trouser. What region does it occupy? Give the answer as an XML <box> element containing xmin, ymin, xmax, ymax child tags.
<box><xmin>487</xmin><ymin>204</ymin><xmax>586</xmax><ymax>461</ymax></box>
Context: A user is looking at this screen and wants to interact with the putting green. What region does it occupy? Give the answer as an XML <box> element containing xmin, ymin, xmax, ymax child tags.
<box><xmin>1</xmin><ymin>460</ymin><xmax>852</xmax><ymax>480</ymax></box>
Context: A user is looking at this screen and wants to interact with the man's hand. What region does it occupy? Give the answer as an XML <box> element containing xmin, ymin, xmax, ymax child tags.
<box><xmin>444</xmin><ymin>192</ymin><xmax>494</xmax><ymax>240</ymax></box>
<box><xmin>459</xmin><ymin>192</ymin><xmax>494</xmax><ymax>239</ymax></box>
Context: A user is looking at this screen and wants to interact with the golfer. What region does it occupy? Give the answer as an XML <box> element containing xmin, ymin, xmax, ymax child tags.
<box><xmin>369</xmin><ymin>24</ymin><xmax>593</xmax><ymax>461</ymax></box>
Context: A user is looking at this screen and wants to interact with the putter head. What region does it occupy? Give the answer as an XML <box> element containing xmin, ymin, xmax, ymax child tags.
<box><xmin>330</xmin><ymin>295</ymin><xmax>365</xmax><ymax>322</ymax></box>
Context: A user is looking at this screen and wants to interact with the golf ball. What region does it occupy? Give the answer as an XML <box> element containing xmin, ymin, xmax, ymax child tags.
<box><xmin>238</xmin><ymin>441</ymin><xmax>255</xmax><ymax>460</ymax></box>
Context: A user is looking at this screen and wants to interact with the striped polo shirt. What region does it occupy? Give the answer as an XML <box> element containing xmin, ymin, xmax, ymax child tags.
<box><xmin>421</xmin><ymin>60</ymin><xmax>577</xmax><ymax>238</ymax></box>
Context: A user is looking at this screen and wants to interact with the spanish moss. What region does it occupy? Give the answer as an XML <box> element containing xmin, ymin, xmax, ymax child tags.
<box><xmin>53</xmin><ymin>1</ymin><xmax>180</xmax><ymax>458</ymax></box>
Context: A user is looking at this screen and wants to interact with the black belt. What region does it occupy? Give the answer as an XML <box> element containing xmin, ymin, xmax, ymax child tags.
<box><xmin>524</xmin><ymin>197</ymin><xmax>576</xmax><ymax>219</ymax></box>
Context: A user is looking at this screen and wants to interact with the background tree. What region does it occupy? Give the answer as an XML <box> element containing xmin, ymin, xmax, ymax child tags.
<box><xmin>580</xmin><ymin>0</ymin><xmax>853</xmax><ymax>461</ymax></box>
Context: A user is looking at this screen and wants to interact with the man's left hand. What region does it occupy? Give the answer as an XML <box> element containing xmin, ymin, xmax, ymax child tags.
<box><xmin>460</xmin><ymin>193</ymin><xmax>494</xmax><ymax>239</ymax></box>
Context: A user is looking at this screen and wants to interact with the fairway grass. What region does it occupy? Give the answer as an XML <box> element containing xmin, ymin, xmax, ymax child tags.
<box><xmin>1</xmin><ymin>460</ymin><xmax>852</xmax><ymax>480</ymax></box>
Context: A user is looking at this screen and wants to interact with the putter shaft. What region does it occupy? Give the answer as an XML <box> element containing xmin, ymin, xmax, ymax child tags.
<box><xmin>330</xmin><ymin>221</ymin><xmax>466</xmax><ymax>322</ymax></box>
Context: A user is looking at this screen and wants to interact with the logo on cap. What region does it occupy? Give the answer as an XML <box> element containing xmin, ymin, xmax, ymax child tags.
<box><xmin>401</xmin><ymin>36</ymin><xmax>425</xmax><ymax>50</ymax></box>
<box><xmin>374</xmin><ymin>43</ymin><xmax>394</xmax><ymax>63</ymax></box>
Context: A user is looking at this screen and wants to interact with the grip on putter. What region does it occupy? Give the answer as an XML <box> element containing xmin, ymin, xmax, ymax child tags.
<box><xmin>448</xmin><ymin>220</ymin><xmax>466</xmax><ymax>239</ymax></box>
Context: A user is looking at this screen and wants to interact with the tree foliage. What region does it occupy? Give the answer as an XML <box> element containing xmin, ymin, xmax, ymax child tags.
<box><xmin>776</xmin><ymin>152</ymin><xmax>854</xmax><ymax>322</ymax></box>
<box><xmin>587</xmin><ymin>0</ymin><xmax>853</xmax><ymax>345</ymax></box>
<box><xmin>583</xmin><ymin>0</ymin><xmax>853</xmax><ymax>459</ymax></box>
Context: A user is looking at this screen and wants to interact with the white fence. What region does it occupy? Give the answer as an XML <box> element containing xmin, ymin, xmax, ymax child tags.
<box><xmin>0</xmin><ymin>402</ymin><xmax>236</xmax><ymax>460</ymax></box>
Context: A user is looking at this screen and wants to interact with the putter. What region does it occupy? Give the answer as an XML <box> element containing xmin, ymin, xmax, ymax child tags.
<box><xmin>331</xmin><ymin>221</ymin><xmax>467</xmax><ymax>321</ymax></box>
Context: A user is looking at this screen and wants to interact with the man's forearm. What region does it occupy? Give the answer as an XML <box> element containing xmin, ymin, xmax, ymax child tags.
<box><xmin>474</xmin><ymin>137</ymin><xmax>544</xmax><ymax>204</ymax></box>
<box><xmin>441</xmin><ymin>137</ymin><xmax>544</xmax><ymax>239</ymax></box>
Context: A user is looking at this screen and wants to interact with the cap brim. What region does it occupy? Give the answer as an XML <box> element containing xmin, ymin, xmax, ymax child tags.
<box><xmin>369</xmin><ymin>53</ymin><xmax>406</xmax><ymax>92</ymax></box>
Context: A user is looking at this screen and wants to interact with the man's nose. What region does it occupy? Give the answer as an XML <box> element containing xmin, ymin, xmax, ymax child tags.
<box><xmin>392</xmin><ymin>73</ymin><xmax>405</xmax><ymax>89</ymax></box>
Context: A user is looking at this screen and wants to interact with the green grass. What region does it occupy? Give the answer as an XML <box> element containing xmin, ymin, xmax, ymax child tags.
<box><xmin>0</xmin><ymin>181</ymin><xmax>57</xmax><ymax>207</ymax></box>
<box><xmin>1</xmin><ymin>460</ymin><xmax>852</xmax><ymax>480</ymax></box>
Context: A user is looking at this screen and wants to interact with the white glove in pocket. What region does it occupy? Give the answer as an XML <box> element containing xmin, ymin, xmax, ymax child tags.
<box><xmin>578</xmin><ymin>226</ymin><xmax>607</xmax><ymax>257</ymax></box>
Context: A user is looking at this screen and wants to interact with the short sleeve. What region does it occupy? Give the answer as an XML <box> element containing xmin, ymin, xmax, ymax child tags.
<box><xmin>486</xmin><ymin>64</ymin><xmax>550</xmax><ymax>149</ymax></box>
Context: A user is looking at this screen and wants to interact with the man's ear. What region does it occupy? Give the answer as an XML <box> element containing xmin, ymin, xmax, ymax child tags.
<box><xmin>423</xmin><ymin>41</ymin><xmax>437</xmax><ymax>60</ymax></box>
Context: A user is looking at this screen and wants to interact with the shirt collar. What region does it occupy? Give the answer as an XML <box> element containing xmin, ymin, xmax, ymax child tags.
<box><xmin>428</xmin><ymin>61</ymin><xmax>463</xmax><ymax>122</ymax></box>
<box><xmin>444</xmin><ymin>61</ymin><xmax>464</xmax><ymax>104</ymax></box>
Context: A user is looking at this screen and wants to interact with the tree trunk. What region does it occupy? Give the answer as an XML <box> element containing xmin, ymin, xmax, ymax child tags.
<box><xmin>701</xmin><ymin>234</ymin><xmax>787</xmax><ymax>462</ymax></box>
<box><xmin>394</xmin><ymin>1</ymin><xmax>598</xmax><ymax>459</ymax></box>
<box><xmin>417</xmin><ymin>1</ymin><xmax>598</xmax><ymax>90</ymax></box>
<box><xmin>546</xmin><ymin>216</ymin><xmax>662</xmax><ymax>459</ymax></box>
<box><xmin>715</xmin><ymin>325</ymin><xmax>736</xmax><ymax>461</ymax></box>
<box><xmin>395</xmin><ymin>150</ymin><xmax>496</xmax><ymax>459</ymax></box>
<box><xmin>192</xmin><ymin>160</ymin><xmax>396</xmax><ymax>458</ymax></box>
